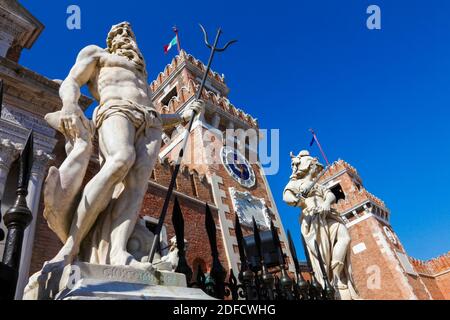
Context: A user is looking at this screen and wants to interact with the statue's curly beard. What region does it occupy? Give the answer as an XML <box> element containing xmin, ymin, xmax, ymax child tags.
<box><xmin>109</xmin><ymin>39</ymin><xmax>146</xmax><ymax>74</ymax></box>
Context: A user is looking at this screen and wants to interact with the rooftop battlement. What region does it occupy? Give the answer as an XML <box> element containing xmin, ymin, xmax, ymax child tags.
<box><xmin>410</xmin><ymin>252</ymin><xmax>450</xmax><ymax>276</ymax></box>
<box><xmin>149</xmin><ymin>50</ymin><xmax>258</xmax><ymax>128</ymax></box>
<box><xmin>150</xmin><ymin>50</ymin><xmax>226</xmax><ymax>93</ymax></box>
<box><xmin>321</xmin><ymin>159</ymin><xmax>362</xmax><ymax>183</ymax></box>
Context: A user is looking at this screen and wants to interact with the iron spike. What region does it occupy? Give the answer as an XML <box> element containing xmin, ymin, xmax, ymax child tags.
<box><xmin>314</xmin><ymin>240</ymin><xmax>335</xmax><ymax>300</ymax></box>
<box><xmin>171</xmin><ymin>197</ymin><xmax>192</xmax><ymax>282</ymax></box>
<box><xmin>18</xmin><ymin>130</ymin><xmax>34</xmax><ymax>192</ymax></box>
<box><xmin>0</xmin><ymin>79</ymin><xmax>3</xmax><ymax>116</ymax></box>
<box><xmin>234</xmin><ymin>213</ymin><xmax>248</xmax><ymax>273</ymax></box>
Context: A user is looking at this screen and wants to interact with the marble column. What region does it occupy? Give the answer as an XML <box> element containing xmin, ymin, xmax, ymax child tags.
<box><xmin>15</xmin><ymin>150</ymin><xmax>52</xmax><ymax>300</ymax></box>
<box><xmin>0</xmin><ymin>139</ymin><xmax>21</xmax><ymax>199</ymax></box>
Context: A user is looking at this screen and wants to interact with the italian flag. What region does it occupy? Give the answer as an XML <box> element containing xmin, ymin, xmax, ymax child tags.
<box><xmin>164</xmin><ymin>36</ymin><xmax>178</xmax><ymax>54</ymax></box>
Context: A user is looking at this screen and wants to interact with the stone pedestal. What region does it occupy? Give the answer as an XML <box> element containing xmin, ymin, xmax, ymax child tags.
<box><xmin>23</xmin><ymin>262</ymin><xmax>213</xmax><ymax>300</ymax></box>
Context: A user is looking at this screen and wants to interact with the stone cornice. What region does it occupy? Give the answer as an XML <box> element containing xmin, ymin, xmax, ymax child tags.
<box><xmin>31</xmin><ymin>149</ymin><xmax>54</xmax><ymax>176</ymax></box>
<box><xmin>0</xmin><ymin>118</ymin><xmax>57</xmax><ymax>153</ymax></box>
<box><xmin>0</xmin><ymin>137</ymin><xmax>21</xmax><ymax>169</ymax></box>
<box><xmin>0</xmin><ymin>56</ymin><xmax>93</xmax><ymax>115</ymax></box>
<box><xmin>0</xmin><ymin>0</ymin><xmax>44</xmax><ymax>49</ymax></box>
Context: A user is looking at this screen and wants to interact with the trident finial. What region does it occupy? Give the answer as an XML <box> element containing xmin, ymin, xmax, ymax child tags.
<box><xmin>195</xmin><ymin>24</ymin><xmax>237</xmax><ymax>100</ymax></box>
<box><xmin>199</xmin><ymin>24</ymin><xmax>237</xmax><ymax>52</ymax></box>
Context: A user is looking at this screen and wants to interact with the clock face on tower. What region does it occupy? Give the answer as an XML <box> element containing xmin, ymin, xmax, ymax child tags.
<box><xmin>221</xmin><ymin>146</ymin><xmax>256</xmax><ymax>188</ymax></box>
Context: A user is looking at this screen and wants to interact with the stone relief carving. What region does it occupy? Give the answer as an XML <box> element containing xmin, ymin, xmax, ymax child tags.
<box><xmin>0</xmin><ymin>138</ymin><xmax>21</xmax><ymax>170</ymax></box>
<box><xmin>1</xmin><ymin>105</ymin><xmax>55</xmax><ymax>137</ymax></box>
<box><xmin>229</xmin><ymin>187</ymin><xmax>271</xmax><ymax>229</ymax></box>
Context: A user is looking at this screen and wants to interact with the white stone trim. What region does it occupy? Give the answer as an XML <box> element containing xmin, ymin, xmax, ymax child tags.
<box><xmin>352</xmin><ymin>242</ymin><xmax>367</xmax><ymax>255</ymax></box>
<box><xmin>208</xmin><ymin>174</ymin><xmax>239</xmax><ymax>274</ymax></box>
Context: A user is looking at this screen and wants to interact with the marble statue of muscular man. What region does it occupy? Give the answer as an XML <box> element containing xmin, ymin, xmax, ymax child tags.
<box><xmin>45</xmin><ymin>22</ymin><xmax>203</xmax><ymax>269</ymax></box>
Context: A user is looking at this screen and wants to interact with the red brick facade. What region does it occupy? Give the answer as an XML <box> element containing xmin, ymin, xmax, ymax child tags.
<box><xmin>319</xmin><ymin>160</ymin><xmax>449</xmax><ymax>300</ymax></box>
<box><xmin>411</xmin><ymin>253</ymin><xmax>450</xmax><ymax>299</ymax></box>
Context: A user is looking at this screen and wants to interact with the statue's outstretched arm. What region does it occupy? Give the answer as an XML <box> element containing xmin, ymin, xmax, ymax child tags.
<box><xmin>160</xmin><ymin>100</ymin><xmax>205</xmax><ymax>130</ymax></box>
<box><xmin>160</xmin><ymin>113</ymin><xmax>184</xmax><ymax>130</ymax></box>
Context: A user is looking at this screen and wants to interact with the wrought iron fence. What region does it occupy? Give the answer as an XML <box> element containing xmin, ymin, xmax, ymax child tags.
<box><xmin>171</xmin><ymin>197</ymin><xmax>335</xmax><ymax>301</ymax></box>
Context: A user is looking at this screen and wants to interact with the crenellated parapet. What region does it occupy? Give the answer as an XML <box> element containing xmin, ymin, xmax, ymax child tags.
<box><xmin>332</xmin><ymin>187</ymin><xmax>387</xmax><ymax>213</ymax></box>
<box><xmin>321</xmin><ymin>159</ymin><xmax>361</xmax><ymax>184</ymax></box>
<box><xmin>319</xmin><ymin>159</ymin><xmax>390</xmax><ymax>223</ymax></box>
<box><xmin>156</xmin><ymin>77</ymin><xmax>258</xmax><ymax>128</ymax></box>
<box><xmin>150</xmin><ymin>50</ymin><xmax>225</xmax><ymax>92</ymax></box>
<box><xmin>410</xmin><ymin>252</ymin><xmax>450</xmax><ymax>276</ymax></box>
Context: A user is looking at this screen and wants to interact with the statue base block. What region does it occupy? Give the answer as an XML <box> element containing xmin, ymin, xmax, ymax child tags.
<box><xmin>24</xmin><ymin>262</ymin><xmax>214</xmax><ymax>300</ymax></box>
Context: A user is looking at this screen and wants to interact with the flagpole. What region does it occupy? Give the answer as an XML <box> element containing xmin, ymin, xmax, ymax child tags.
<box><xmin>309</xmin><ymin>129</ymin><xmax>331</xmax><ymax>167</ymax></box>
<box><xmin>173</xmin><ymin>26</ymin><xmax>181</xmax><ymax>53</ymax></box>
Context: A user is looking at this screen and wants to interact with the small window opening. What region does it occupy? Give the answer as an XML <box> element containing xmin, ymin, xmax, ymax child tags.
<box><xmin>161</xmin><ymin>87</ymin><xmax>178</xmax><ymax>106</ymax></box>
<box><xmin>330</xmin><ymin>184</ymin><xmax>346</xmax><ymax>202</ymax></box>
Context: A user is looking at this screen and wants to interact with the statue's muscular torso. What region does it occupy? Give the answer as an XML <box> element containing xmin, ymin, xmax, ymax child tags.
<box><xmin>86</xmin><ymin>45</ymin><xmax>153</xmax><ymax>108</ymax></box>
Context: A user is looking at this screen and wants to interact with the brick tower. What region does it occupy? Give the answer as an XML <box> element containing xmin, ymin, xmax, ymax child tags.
<box><xmin>319</xmin><ymin>160</ymin><xmax>440</xmax><ymax>299</ymax></box>
<box><xmin>150</xmin><ymin>50</ymin><xmax>295</xmax><ymax>274</ymax></box>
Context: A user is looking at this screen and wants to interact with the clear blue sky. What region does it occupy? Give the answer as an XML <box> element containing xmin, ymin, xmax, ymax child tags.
<box><xmin>19</xmin><ymin>0</ymin><xmax>450</xmax><ymax>260</ymax></box>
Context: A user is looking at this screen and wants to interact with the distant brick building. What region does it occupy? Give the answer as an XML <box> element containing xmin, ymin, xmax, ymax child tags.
<box><xmin>319</xmin><ymin>160</ymin><xmax>450</xmax><ymax>299</ymax></box>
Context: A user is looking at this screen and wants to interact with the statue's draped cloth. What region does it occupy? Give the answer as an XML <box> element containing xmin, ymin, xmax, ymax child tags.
<box><xmin>92</xmin><ymin>99</ymin><xmax>162</xmax><ymax>141</ymax></box>
<box><xmin>284</xmin><ymin>181</ymin><xmax>359</xmax><ymax>299</ymax></box>
<box><xmin>43</xmin><ymin>100</ymin><xmax>162</xmax><ymax>264</ymax></box>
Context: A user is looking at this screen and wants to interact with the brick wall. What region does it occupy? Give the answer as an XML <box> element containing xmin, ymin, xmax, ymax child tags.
<box><xmin>140</xmin><ymin>185</ymin><xmax>227</xmax><ymax>274</ymax></box>
<box><xmin>411</xmin><ymin>252</ymin><xmax>450</xmax><ymax>299</ymax></box>
<box><xmin>348</xmin><ymin>217</ymin><xmax>413</xmax><ymax>299</ymax></box>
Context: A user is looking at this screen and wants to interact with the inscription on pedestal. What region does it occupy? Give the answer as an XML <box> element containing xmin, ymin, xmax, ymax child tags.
<box><xmin>102</xmin><ymin>267</ymin><xmax>157</xmax><ymax>284</ymax></box>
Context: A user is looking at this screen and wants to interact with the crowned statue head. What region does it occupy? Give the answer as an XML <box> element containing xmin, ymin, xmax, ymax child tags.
<box><xmin>290</xmin><ymin>150</ymin><xmax>324</xmax><ymax>180</ymax></box>
<box><xmin>106</xmin><ymin>21</ymin><xmax>146</xmax><ymax>74</ymax></box>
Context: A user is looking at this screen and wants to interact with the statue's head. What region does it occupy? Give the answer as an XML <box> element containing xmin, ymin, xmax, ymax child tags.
<box><xmin>289</xmin><ymin>150</ymin><xmax>323</xmax><ymax>180</ymax></box>
<box><xmin>106</xmin><ymin>21</ymin><xmax>146</xmax><ymax>74</ymax></box>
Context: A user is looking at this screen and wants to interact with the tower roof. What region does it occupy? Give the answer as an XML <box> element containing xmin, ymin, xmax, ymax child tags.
<box><xmin>150</xmin><ymin>50</ymin><xmax>227</xmax><ymax>95</ymax></box>
<box><xmin>319</xmin><ymin>159</ymin><xmax>389</xmax><ymax>220</ymax></box>
<box><xmin>150</xmin><ymin>50</ymin><xmax>258</xmax><ymax>128</ymax></box>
